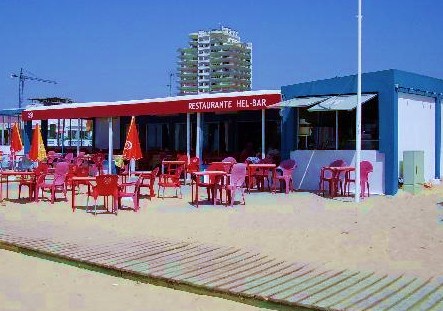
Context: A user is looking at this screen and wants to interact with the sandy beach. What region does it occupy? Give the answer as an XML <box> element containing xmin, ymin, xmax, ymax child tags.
<box><xmin>1</xmin><ymin>182</ymin><xmax>443</xmax><ymax>309</ymax></box>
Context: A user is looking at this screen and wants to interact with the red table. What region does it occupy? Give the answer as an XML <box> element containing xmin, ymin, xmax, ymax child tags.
<box><xmin>191</xmin><ymin>170</ymin><xmax>227</xmax><ymax>207</ymax></box>
<box><xmin>71</xmin><ymin>176</ymin><xmax>96</xmax><ymax>212</ymax></box>
<box><xmin>247</xmin><ymin>164</ymin><xmax>276</xmax><ymax>192</ymax></box>
<box><xmin>0</xmin><ymin>171</ymin><xmax>36</xmax><ymax>201</ymax></box>
<box><xmin>326</xmin><ymin>166</ymin><xmax>355</xmax><ymax>197</ymax></box>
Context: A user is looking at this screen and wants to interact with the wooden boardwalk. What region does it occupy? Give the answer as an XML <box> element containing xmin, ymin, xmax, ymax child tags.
<box><xmin>1</xmin><ymin>226</ymin><xmax>442</xmax><ymax>310</ymax></box>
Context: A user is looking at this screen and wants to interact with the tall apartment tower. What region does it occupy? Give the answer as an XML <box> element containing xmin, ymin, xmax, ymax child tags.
<box><xmin>177</xmin><ymin>27</ymin><xmax>252</xmax><ymax>95</ymax></box>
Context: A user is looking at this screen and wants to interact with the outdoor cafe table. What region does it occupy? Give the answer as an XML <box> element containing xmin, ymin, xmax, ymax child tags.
<box><xmin>326</xmin><ymin>166</ymin><xmax>355</xmax><ymax>197</ymax></box>
<box><xmin>247</xmin><ymin>163</ymin><xmax>277</xmax><ymax>192</ymax></box>
<box><xmin>71</xmin><ymin>176</ymin><xmax>96</xmax><ymax>212</ymax></box>
<box><xmin>191</xmin><ymin>170</ymin><xmax>227</xmax><ymax>207</ymax></box>
<box><xmin>0</xmin><ymin>170</ymin><xmax>36</xmax><ymax>201</ymax></box>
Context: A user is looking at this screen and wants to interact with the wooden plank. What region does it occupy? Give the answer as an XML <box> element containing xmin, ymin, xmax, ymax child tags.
<box><xmin>369</xmin><ymin>278</ymin><xmax>429</xmax><ymax>311</ymax></box>
<box><xmin>204</xmin><ymin>260</ymin><xmax>286</xmax><ymax>289</ymax></box>
<box><xmin>86</xmin><ymin>240</ymin><xmax>173</xmax><ymax>263</ymax></box>
<box><xmin>116</xmin><ymin>244</ymin><xmax>201</xmax><ymax>270</ymax></box>
<box><xmin>177</xmin><ymin>253</ymin><xmax>264</xmax><ymax>284</ymax></box>
<box><xmin>154</xmin><ymin>247</ymin><xmax>240</xmax><ymax>278</ymax></box>
<box><xmin>270</xmin><ymin>270</ymin><xmax>347</xmax><ymax>301</ymax></box>
<box><xmin>60</xmin><ymin>240</ymin><xmax>140</xmax><ymax>259</ymax></box>
<box><xmin>348</xmin><ymin>276</ymin><xmax>417</xmax><ymax>310</ymax></box>
<box><xmin>202</xmin><ymin>258</ymin><xmax>283</xmax><ymax>289</ymax></box>
<box><xmin>68</xmin><ymin>240</ymin><xmax>165</xmax><ymax>261</ymax></box>
<box><xmin>227</xmin><ymin>263</ymin><xmax>308</xmax><ymax>294</ymax></box>
<box><xmin>185</xmin><ymin>257</ymin><xmax>274</xmax><ymax>286</ymax></box>
<box><xmin>148</xmin><ymin>246</ymin><xmax>225</xmax><ymax>276</ymax></box>
<box><xmin>393</xmin><ymin>280</ymin><xmax>443</xmax><ymax>311</ymax></box>
<box><xmin>296</xmin><ymin>272</ymin><xmax>374</xmax><ymax>306</ymax></box>
<box><xmin>314</xmin><ymin>273</ymin><xmax>388</xmax><ymax>309</ymax></box>
<box><xmin>410</xmin><ymin>283</ymin><xmax>443</xmax><ymax>311</ymax></box>
<box><xmin>243</xmin><ymin>264</ymin><xmax>321</xmax><ymax>296</ymax></box>
<box><xmin>99</xmin><ymin>242</ymin><xmax>182</xmax><ymax>266</ymax></box>
<box><xmin>162</xmin><ymin>248</ymin><xmax>242</xmax><ymax>279</ymax></box>
<box><xmin>3</xmin><ymin>237</ymin><xmax>76</xmax><ymax>254</ymax></box>
<box><xmin>128</xmin><ymin>245</ymin><xmax>218</xmax><ymax>274</ymax></box>
<box><xmin>287</xmin><ymin>270</ymin><xmax>360</xmax><ymax>303</ymax></box>
<box><xmin>330</xmin><ymin>274</ymin><xmax>404</xmax><ymax>310</ymax></box>
<box><xmin>255</xmin><ymin>267</ymin><xmax>329</xmax><ymax>298</ymax></box>
<box><xmin>172</xmin><ymin>252</ymin><xmax>261</xmax><ymax>282</ymax></box>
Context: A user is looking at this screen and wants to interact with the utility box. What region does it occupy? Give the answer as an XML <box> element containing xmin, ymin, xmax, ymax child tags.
<box><xmin>403</xmin><ymin>150</ymin><xmax>424</xmax><ymax>194</ymax></box>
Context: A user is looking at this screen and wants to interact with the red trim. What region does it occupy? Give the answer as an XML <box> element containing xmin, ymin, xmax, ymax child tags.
<box><xmin>22</xmin><ymin>93</ymin><xmax>281</xmax><ymax>121</ymax></box>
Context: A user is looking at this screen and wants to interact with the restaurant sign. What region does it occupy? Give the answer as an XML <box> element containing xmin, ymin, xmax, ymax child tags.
<box><xmin>22</xmin><ymin>92</ymin><xmax>281</xmax><ymax>120</ymax></box>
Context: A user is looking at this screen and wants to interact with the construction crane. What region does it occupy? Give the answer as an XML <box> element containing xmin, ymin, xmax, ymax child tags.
<box><xmin>11</xmin><ymin>68</ymin><xmax>57</xmax><ymax>108</ymax></box>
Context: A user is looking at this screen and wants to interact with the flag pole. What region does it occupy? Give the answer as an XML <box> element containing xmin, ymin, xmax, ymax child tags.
<box><xmin>355</xmin><ymin>0</ymin><xmax>362</xmax><ymax>202</ymax></box>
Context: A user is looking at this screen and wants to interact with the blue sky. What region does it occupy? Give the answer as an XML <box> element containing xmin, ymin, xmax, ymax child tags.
<box><xmin>0</xmin><ymin>0</ymin><xmax>442</xmax><ymax>109</ymax></box>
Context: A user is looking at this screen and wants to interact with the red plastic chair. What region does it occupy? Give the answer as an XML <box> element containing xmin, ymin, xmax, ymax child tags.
<box><xmin>273</xmin><ymin>159</ymin><xmax>297</xmax><ymax>194</ymax></box>
<box><xmin>344</xmin><ymin>161</ymin><xmax>373</xmax><ymax>197</ymax></box>
<box><xmin>319</xmin><ymin>159</ymin><xmax>346</xmax><ymax>197</ymax></box>
<box><xmin>224</xmin><ymin>163</ymin><xmax>247</xmax><ymax>206</ymax></box>
<box><xmin>46</xmin><ymin>151</ymin><xmax>58</xmax><ymax>167</ymax></box>
<box><xmin>187</xmin><ymin>157</ymin><xmax>200</xmax><ymax>175</ymax></box>
<box><xmin>177</xmin><ymin>154</ymin><xmax>189</xmax><ymax>175</ymax></box>
<box><xmin>35</xmin><ymin>162</ymin><xmax>69</xmax><ymax>204</ymax></box>
<box><xmin>158</xmin><ymin>166</ymin><xmax>183</xmax><ymax>199</ymax></box>
<box><xmin>19</xmin><ymin>163</ymin><xmax>48</xmax><ymax>200</ymax></box>
<box><xmin>74</xmin><ymin>152</ymin><xmax>86</xmax><ymax>166</ymax></box>
<box><xmin>91</xmin><ymin>153</ymin><xmax>105</xmax><ymax>175</ymax></box>
<box><xmin>117</xmin><ymin>175</ymin><xmax>142</xmax><ymax>212</ymax></box>
<box><xmin>139</xmin><ymin>166</ymin><xmax>159</xmax><ymax>199</ymax></box>
<box><xmin>88</xmin><ymin>174</ymin><xmax>119</xmax><ymax>215</ymax></box>
<box><xmin>64</xmin><ymin>152</ymin><xmax>74</xmax><ymax>164</ymax></box>
<box><xmin>118</xmin><ymin>163</ymin><xmax>129</xmax><ymax>183</ymax></box>
<box><xmin>72</xmin><ymin>165</ymin><xmax>91</xmax><ymax>195</ymax></box>
<box><xmin>193</xmin><ymin>162</ymin><xmax>226</xmax><ymax>204</ymax></box>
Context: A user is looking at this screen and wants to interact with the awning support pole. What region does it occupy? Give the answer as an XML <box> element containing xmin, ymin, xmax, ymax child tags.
<box><xmin>335</xmin><ymin>111</ymin><xmax>339</xmax><ymax>150</ymax></box>
<box><xmin>196</xmin><ymin>113</ymin><xmax>201</xmax><ymax>162</ymax></box>
<box><xmin>61</xmin><ymin>119</ymin><xmax>65</xmax><ymax>155</ymax></box>
<box><xmin>355</xmin><ymin>0</ymin><xmax>362</xmax><ymax>202</ymax></box>
<box><xmin>108</xmin><ymin>117</ymin><xmax>113</xmax><ymax>174</ymax></box>
<box><xmin>186</xmin><ymin>113</ymin><xmax>190</xmax><ymax>161</ymax></box>
<box><xmin>186</xmin><ymin>113</ymin><xmax>191</xmax><ymax>183</ymax></box>
<box><xmin>262</xmin><ymin>109</ymin><xmax>265</xmax><ymax>159</ymax></box>
<box><xmin>77</xmin><ymin>118</ymin><xmax>80</xmax><ymax>156</ymax></box>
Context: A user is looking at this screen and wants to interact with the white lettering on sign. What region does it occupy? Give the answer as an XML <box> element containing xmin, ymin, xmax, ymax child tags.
<box><xmin>188</xmin><ymin>97</ymin><xmax>268</xmax><ymax>111</ymax></box>
<box><xmin>188</xmin><ymin>100</ymin><xmax>233</xmax><ymax>110</ymax></box>
<box><xmin>236</xmin><ymin>98</ymin><xmax>267</xmax><ymax>108</ymax></box>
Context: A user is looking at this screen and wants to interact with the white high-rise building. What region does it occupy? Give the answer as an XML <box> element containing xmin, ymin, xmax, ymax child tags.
<box><xmin>178</xmin><ymin>27</ymin><xmax>252</xmax><ymax>95</ymax></box>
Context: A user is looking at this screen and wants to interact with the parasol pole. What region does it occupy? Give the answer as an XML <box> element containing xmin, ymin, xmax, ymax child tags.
<box><xmin>355</xmin><ymin>0</ymin><xmax>362</xmax><ymax>202</ymax></box>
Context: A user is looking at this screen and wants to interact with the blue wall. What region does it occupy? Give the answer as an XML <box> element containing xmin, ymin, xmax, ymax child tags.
<box><xmin>281</xmin><ymin>69</ymin><xmax>443</xmax><ymax>195</ymax></box>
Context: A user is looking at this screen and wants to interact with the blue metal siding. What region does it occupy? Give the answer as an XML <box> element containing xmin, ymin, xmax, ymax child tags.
<box><xmin>281</xmin><ymin>69</ymin><xmax>443</xmax><ymax>196</ymax></box>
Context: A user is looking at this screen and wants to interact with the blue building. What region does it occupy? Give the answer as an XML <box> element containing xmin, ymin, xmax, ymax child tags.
<box><xmin>280</xmin><ymin>69</ymin><xmax>443</xmax><ymax>195</ymax></box>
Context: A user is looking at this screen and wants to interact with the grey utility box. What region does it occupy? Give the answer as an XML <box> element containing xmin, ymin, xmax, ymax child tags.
<box><xmin>402</xmin><ymin>150</ymin><xmax>424</xmax><ymax>194</ymax></box>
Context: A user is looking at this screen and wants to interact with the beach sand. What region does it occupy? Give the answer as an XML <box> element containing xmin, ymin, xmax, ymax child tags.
<box><xmin>0</xmin><ymin>249</ymin><xmax>266</xmax><ymax>311</ymax></box>
<box><xmin>1</xmin><ymin>182</ymin><xmax>443</xmax><ymax>308</ymax></box>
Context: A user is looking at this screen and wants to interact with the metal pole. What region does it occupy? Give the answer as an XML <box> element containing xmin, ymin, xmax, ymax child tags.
<box><xmin>261</xmin><ymin>109</ymin><xmax>265</xmax><ymax>158</ymax></box>
<box><xmin>108</xmin><ymin>117</ymin><xmax>113</xmax><ymax>174</ymax></box>
<box><xmin>18</xmin><ymin>68</ymin><xmax>23</xmax><ymax>109</ymax></box>
<box><xmin>77</xmin><ymin>118</ymin><xmax>80</xmax><ymax>156</ymax></box>
<box><xmin>335</xmin><ymin>111</ymin><xmax>339</xmax><ymax>150</ymax></box>
<box><xmin>186</xmin><ymin>113</ymin><xmax>190</xmax><ymax>161</ymax></box>
<box><xmin>355</xmin><ymin>0</ymin><xmax>362</xmax><ymax>202</ymax></box>
<box><xmin>1</xmin><ymin>116</ymin><xmax>4</xmax><ymax>146</ymax></box>
<box><xmin>61</xmin><ymin>119</ymin><xmax>65</xmax><ymax>155</ymax></box>
<box><xmin>196</xmin><ymin>112</ymin><xmax>201</xmax><ymax>160</ymax></box>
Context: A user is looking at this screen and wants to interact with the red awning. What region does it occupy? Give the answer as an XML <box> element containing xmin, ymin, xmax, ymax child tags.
<box><xmin>22</xmin><ymin>90</ymin><xmax>281</xmax><ymax>121</ymax></box>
